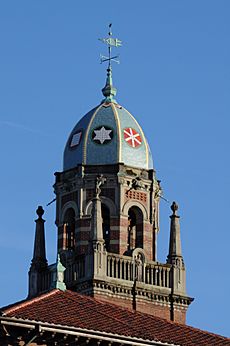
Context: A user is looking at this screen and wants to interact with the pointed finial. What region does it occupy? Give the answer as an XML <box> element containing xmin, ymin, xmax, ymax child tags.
<box><xmin>36</xmin><ymin>205</ymin><xmax>44</xmax><ymax>219</ymax></box>
<box><xmin>99</xmin><ymin>24</ymin><xmax>122</xmax><ymax>103</ymax></box>
<box><xmin>171</xmin><ymin>201</ymin><xmax>179</xmax><ymax>216</ymax></box>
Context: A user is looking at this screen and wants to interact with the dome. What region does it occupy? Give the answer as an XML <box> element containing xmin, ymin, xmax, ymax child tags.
<box><xmin>63</xmin><ymin>101</ymin><xmax>153</xmax><ymax>171</ymax></box>
<box><xmin>63</xmin><ymin>66</ymin><xmax>153</xmax><ymax>171</ymax></box>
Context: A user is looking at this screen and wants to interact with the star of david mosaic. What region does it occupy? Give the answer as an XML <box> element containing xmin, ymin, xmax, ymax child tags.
<box><xmin>124</xmin><ymin>128</ymin><xmax>142</xmax><ymax>148</ymax></box>
<box><xmin>92</xmin><ymin>126</ymin><xmax>113</xmax><ymax>144</ymax></box>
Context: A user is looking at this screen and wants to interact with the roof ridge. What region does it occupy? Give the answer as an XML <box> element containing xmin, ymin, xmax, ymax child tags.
<box><xmin>4</xmin><ymin>289</ymin><xmax>59</xmax><ymax>314</ymax></box>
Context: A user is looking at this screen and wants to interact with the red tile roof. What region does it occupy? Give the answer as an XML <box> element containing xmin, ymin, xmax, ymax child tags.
<box><xmin>2</xmin><ymin>289</ymin><xmax>230</xmax><ymax>346</ymax></box>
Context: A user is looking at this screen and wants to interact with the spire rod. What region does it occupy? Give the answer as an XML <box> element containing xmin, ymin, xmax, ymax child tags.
<box><xmin>99</xmin><ymin>24</ymin><xmax>122</xmax><ymax>103</ymax></box>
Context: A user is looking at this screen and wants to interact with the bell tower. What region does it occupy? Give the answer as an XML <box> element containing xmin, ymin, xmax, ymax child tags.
<box><xmin>29</xmin><ymin>25</ymin><xmax>193</xmax><ymax>324</ymax></box>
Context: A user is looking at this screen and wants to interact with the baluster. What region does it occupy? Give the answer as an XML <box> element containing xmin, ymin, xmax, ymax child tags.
<box><xmin>107</xmin><ymin>256</ymin><xmax>110</xmax><ymax>276</ymax></box>
<box><xmin>127</xmin><ymin>261</ymin><xmax>130</xmax><ymax>280</ymax></box>
<box><xmin>145</xmin><ymin>266</ymin><xmax>148</xmax><ymax>284</ymax></box>
<box><xmin>109</xmin><ymin>257</ymin><xmax>112</xmax><ymax>277</ymax></box>
<box><xmin>158</xmin><ymin>267</ymin><xmax>162</xmax><ymax>286</ymax></box>
<box><xmin>150</xmin><ymin>266</ymin><xmax>153</xmax><ymax>285</ymax></box>
<box><xmin>143</xmin><ymin>264</ymin><xmax>146</xmax><ymax>283</ymax></box>
<box><xmin>162</xmin><ymin>267</ymin><xmax>166</xmax><ymax>287</ymax></box>
<box><xmin>121</xmin><ymin>259</ymin><xmax>124</xmax><ymax>279</ymax></box>
<box><xmin>115</xmin><ymin>258</ymin><xmax>119</xmax><ymax>278</ymax></box>
<box><xmin>150</xmin><ymin>265</ymin><xmax>153</xmax><ymax>284</ymax></box>
<box><xmin>165</xmin><ymin>268</ymin><xmax>169</xmax><ymax>287</ymax></box>
<box><xmin>110</xmin><ymin>257</ymin><xmax>113</xmax><ymax>277</ymax></box>
<box><xmin>77</xmin><ymin>260</ymin><xmax>79</xmax><ymax>278</ymax></box>
<box><xmin>154</xmin><ymin>267</ymin><xmax>158</xmax><ymax>285</ymax></box>
<box><xmin>79</xmin><ymin>261</ymin><xmax>82</xmax><ymax>278</ymax></box>
<box><xmin>124</xmin><ymin>260</ymin><xmax>127</xmax><ymax>280</ymax></box>
<box><xmin>131</xmin><ymin>261</ymin><xmax>134</xmax><ymax>281</ymax></box>
<box><xmin>83</xmin><ymin>258</ymin><xmax>85</xmax><ymax>277</ymax></box>
<box><xmin>148</xmin><ymin>266</ymin><xmax>151</xmax><ymax>284</ymax></box>
<box><xmin>110</xmin><ymin>256</ymin><xmax>112</xmax><ymax>277</ymax></box>
<box><xmin>76</xmin><ymin>261</ymin><xmax>78</xmax><ymax>279</ymax></box>
<box><xmin>112</xmin><ymin>258</ymin><xmax>115</xmax><ymax>277</ymax></box>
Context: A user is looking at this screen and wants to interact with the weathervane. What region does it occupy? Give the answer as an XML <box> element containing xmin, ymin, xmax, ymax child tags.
<box><xmin>99</xmin><ymin>23</ymin><xmax>122</xmax><ymax>68</ymax></box>
<box><xmin>99</xmin><ymin>24</ymin><xmax>122</xmax><ymax>103</ymax></box>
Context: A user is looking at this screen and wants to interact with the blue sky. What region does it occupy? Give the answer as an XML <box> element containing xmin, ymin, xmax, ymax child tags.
<box><xmin>0</xmin><ymin>0</ymin><xmax>229</xmax><ymax>338</ymax></box>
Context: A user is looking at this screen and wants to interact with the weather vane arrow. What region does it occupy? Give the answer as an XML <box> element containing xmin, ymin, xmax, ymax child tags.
<box><xmin>99</xmin><ymin>37</ymin><xmax>122</xmax><ymax>47</ymax></box>
<box><xmin>99</xmin><ymin>23</ymin><xmax>122</xmax><ymax>66</ymax></box>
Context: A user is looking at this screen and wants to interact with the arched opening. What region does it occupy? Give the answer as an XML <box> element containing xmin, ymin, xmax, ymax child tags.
<box><xmin>127</xmin><ymin>206</ymin><xmax>143</xmax><ymax>251</ymax></box>
<box><xmin>102</xmin><ymin>203</ymin><xmax>110</xmax><ymax>251</ymax></box>
<box><xmin>63</xmin><ymin>208</ymin><xmax>75</xmax><ymax>250</ymax></box>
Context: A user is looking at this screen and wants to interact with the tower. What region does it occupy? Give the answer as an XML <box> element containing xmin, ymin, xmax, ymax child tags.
<box><xmin>28</xmin><ymin>26</ymin><xmax>193</xmax><ymax>324</ymax></box>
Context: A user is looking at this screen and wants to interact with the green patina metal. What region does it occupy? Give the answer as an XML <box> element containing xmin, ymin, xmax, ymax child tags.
<box><xmin>100</xmin><ymin>24</ymin><xmax>122</xmax><ymax>103</ymax></box>
<box><xmin>51</xmin><ymin>254</ymin><xmax>66</xmax><ymax>291</ymax></box>
<box><xmin>102</xmin><ymin>67</ymin><xmax>117</xmax><ymax>103</ymax></box>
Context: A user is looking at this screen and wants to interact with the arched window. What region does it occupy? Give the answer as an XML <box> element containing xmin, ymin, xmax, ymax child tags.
<box><xmin>102</xmin><ymin>203</ymin><xmax>110</xmax><ymax>251</ymax></box>
<box><xmin>63</xmin><ymin>208</ymin><xmax>75</xmax><ymax>250</ymax></box>
<box><xmin>127</xmin><ymin>206</ymin><xmax>143</xmax><ymax>251</ymax></box>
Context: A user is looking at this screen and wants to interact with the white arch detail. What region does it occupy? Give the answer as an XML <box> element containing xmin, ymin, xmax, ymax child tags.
<box><xmin>60</xmin><ymin>201</ymin><xmax>79</xmax><ymax>224</ymax></box>
<box><xmin>84</xmin><ymin>196</ymin><xmax>117</xmax><ymax>216</ymax></box>
<box><xmin>132</xmin><ymin>247</ymin><xmax>147</xmax><ymax>263</ymax></box>
<box><xmin>122</xmin><ymin>200</ymin><xmax>148</xmax><ymax>220</ymax></box>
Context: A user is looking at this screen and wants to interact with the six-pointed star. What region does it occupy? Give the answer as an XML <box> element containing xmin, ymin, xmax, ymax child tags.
<box><xmin>93</xmin><ymin>126</ymin><xmax>112</xmax><ymax>144</ymax></box>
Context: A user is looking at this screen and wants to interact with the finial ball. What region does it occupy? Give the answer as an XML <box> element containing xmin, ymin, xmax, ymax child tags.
<box><xmin>171</xmin><ymin>201</ymin><xmax>179</xmax><ymax>215</ymax></box>
<box><xmin>36</xmin><ymin>206</ymin><xmax>44</xmax><ymax>218</ymax></box>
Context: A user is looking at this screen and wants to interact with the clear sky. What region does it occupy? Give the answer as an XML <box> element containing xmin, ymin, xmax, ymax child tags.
<box><xmin>0</xmin><ymin>0</ymin><xmax>229</xmax><ymax>338</ymax></box>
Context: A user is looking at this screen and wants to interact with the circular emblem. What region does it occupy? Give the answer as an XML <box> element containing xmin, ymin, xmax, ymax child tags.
<box><xmin>124</xmin><ymin>128</ymin><xmax>142</xmax><ymax>148</ymax></box>
<box><xmin>92</xmin><ymin>126</ymin><xmax>113</xmax><ymax>145</ymax></box>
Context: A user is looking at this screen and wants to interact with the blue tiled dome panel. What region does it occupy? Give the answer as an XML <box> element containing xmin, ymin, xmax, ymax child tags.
<box><xmin>63</xmin><ymin>102</ymin><xmax>153</xmax><ymax>171</ymax></box>
<box><xmin>86</xmin><ymin>105</ymin><xmax>118</xmax><ymax>165</ymax></box>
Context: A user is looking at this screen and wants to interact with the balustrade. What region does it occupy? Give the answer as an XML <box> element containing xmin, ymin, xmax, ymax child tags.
<box><xmin>41</xmin><ymin>252</ymin><xmax>171</xmax><ymax>290</ymax></box>
<box><xmin>65</xmin><ymin>256</ymin><xmax>85</xmax><ymax>283</ymax></box>
<box><xmin>107</xmin><ymin>253</ymin><xmax>171</xmax><ymax>288</ymax></box>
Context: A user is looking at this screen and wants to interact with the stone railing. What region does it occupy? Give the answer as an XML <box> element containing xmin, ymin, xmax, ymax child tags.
<box><xmin>145</xmin><ymin>262</ymin><xmax>171</xmax><ymax>288</ymax></box>
<box><xmin>64</xmin><ymin>255</ymin><xmax>85</xmax><ymax>283</ymax></box>
<box><xmin>107</xmin><ymin>253</ymin><xmax>135</xmax><ymax>281</ymax></box>
<box><xmin>44</xmin><ymin>251</ymin><xmax>172</xmax><ymax>291</ymax></box>
<box><xmin>107</xmin><ymin>252</ymin><xmax>171</xmax><ymax>289</ymax></box>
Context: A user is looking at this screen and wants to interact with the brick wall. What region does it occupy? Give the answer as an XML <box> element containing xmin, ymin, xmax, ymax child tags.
<box><xmin>93</xmin><ymin>293</ymin><xmax>186</xmax><ymax>324</ymax></box>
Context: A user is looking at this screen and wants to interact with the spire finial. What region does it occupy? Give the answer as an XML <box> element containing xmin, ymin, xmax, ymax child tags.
<box><xmin>99</xmin><ymin>24</ymin><xmax>122</xmax><ymax>103</ymax></box>
<box><xmin>171</xmin><ymin>201</ymin><xmax>179</xmax><ymax>216</ymax></box>
<box><xmin>36</xmin><ymin>205</ymin><xmax>44</xmax><ymax>219</ymax></box>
